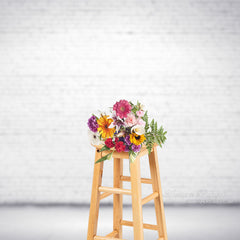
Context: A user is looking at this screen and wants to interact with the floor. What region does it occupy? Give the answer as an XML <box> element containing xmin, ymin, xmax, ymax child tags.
<box><xmin>0</xmin><ymin>204</ymin><xmax>239</xmax><ymax>240</ymax></box>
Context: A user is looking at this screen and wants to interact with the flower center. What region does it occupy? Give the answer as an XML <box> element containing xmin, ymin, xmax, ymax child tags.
<box><xmin>135</xmin><ymin>135</ymin><xmax>140</xmax><ymax>140</ymax></box>
<box><xmin>93</xmin><ymin>135</ymin><xmax>96</xmax><ymax>139</ymax></box>
<box><xmin>120</xmin><ymin>106</ymin><xmax>125</xmax><ymax>112</ymax></box>
<box><xmin>105</xmin><ymin>124</ymin><xmax>108</xmax><ymax>129</ymax></box>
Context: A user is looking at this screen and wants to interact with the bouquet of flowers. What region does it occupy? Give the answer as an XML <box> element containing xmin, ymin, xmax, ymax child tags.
<box><xmin>87</xmin><ymin>100</ymin><xmax>167</xmax><ymax>163</ymax></box>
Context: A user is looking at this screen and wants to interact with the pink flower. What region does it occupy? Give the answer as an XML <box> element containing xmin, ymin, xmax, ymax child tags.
<box><xmin>137</xmin><ymin>118</ymin><xmax>146</xmax><ymax>127</ymax></box>
<box><xmin>113</xmin><ymin>100</ymin><xmax>132</xmax><ymax>119</ymax></box>
<box><xmin>136</xmin><ymin>110</ymin><xmax>144</xmax><ymax>117</ymax></box>
<box><xmin>125</xmin><ymin>112</ymin><xmax>137</xmax><ymax>127</ymax></box>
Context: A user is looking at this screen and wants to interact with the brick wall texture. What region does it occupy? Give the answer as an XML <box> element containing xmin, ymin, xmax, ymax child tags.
<box><xmin>0</xmin><ymin>0</ymin><xmax>240</xmax><ymax>204</ymax></box>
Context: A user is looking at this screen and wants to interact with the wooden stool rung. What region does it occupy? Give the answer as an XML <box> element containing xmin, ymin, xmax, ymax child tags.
<box><xmin>94</xmin><ymin>236</ymin><xmax>126</xmax><ymax>240</ymax></box>
<box><xmin>120</xmin><ymin>220</ymin><xmax>159</xmax><ymax>231</ymax></box>
<box><xmin>142</xmin><ymin>192</ymin><xmax>159</xmax><ymax>205</ymax></box>
<box><xmin>120</xmin><ymin>176</ymin><xmax>152</xmax><ymax>184</ymax></box>
<box><xmin>99</xmin><ymin>186</ymin><xmax>132</xmax><ymax>195</ymax></box>
<box><xmin>158</xmin><ymin>238</ymin><xmax>164</xmax><ymax>240</ymax></box>
<box><xmin>99</xmin><ymin>192</ymin><xmax>112</xmax><ymax>200</ymax></box>
<box><xmin>105</xmin><ymin>230</ymin><xmax>118</xmax><ymax>237</ymax></box>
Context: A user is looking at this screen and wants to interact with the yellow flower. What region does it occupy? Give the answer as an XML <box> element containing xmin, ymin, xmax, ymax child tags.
<box><xmin>97</xmin><ymin>115</ymin><xmax>115</xmax><ymax>139</ymax></box>
<box><xmin>129</xmin><ymin>133</ymin><xmax>146</xmax><ymax>145</ymax></box>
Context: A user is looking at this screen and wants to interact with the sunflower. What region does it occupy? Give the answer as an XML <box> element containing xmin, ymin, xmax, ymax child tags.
<box><xmin>129</xmin><ymin>132</ymin><xmax>146</xmax><ymax>145</ymax></box>
<box><xmin>97</xmin><ymin>115</ymin><xmax>115</xmax><ymax>139</ymax></box>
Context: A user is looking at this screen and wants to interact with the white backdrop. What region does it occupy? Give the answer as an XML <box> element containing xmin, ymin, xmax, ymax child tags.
<box><xmin>0</xmin><ymin>0</ymin><xmax>239</xmax><ymax>204</ymax></box>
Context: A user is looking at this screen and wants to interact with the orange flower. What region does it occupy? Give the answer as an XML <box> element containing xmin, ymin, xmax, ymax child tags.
<box><xmin>97</xmin><ymin>115</ymin><xmax>115</xmax><ymax>139</ymax></box>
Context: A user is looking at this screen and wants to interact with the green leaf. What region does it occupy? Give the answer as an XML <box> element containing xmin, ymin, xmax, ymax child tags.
<box><xmin>154</xmin><ymin>121</ymin><xmax>158</xmax><ymax>133</ymax></box>
<box><xmin>150</xmin><ymin>119</ymin><xmax>154</xmax><ymax>131</ymax></box>
<box><xmin>129</xmin><ymin>101</ymin><xmax>134</xmax><ymax>107</ymax></box>
<box><xmin>106</xmin><ymin>151</ymin><xmax>113</xmax><ymax>160</ymax></box>
<box><xmin>99</xmin><ymin>145</ymin><xmax>110</xmax><ymax>152</ymax></box>
<box><xmin>131</xmin><ymin>104</ymin><xmax>139</xmax><ymax>115</ymax></box>
<box><xmin>95</xmin><ymin>152</ymin><xmax>113</xmax><ymax>164</ymax></box>
<box><xmin>147</xmin><ymin>142</ymin><xmax>153</xmax><ymax>154</ymax></box>
<box><xmin>155</xmin><ymin>135</ymin><xmax>161</xmax><ymax>146</ymax></box>
<box><xmin>142</xmin><ymin>111</ymin><xmax>148</xmax><ymax>120</ymax></box>
<box><xmin>129</xmin><ymin>151</ymin><xmax>137</xmax><ymax>163</ymax></box>
<box><xmin>143</xmin><ymin>111</ymin><xmax>149</xmax><ymax>133</ymax></box>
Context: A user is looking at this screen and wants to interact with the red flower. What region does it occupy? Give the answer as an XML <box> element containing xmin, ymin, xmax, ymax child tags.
<box><xmin>115</xmin><ymin>141</ymin><xmax>125</xmax><ymax>152</ymax></box>
<box><xmin>105</xmin><ymin>138</ymin><xmax>115</xmax><ymax>148</ymax></box>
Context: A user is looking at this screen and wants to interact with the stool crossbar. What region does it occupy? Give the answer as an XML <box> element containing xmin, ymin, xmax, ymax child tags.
<box><xmin>87</xmin><ymin>144</ymin><xmax>168</xmax><ymax>240</ymax></box>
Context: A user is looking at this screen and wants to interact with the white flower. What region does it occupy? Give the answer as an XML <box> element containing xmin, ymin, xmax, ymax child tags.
<box><xmin>88</xmin><ymin>130</ymin><xmax>102</xmax><ymax>145</ymax></box>
<box><xmin>116</xmin><ymin>131</ymin><xmax>125</xmax><ymax>137</ymax></box>
<box><xmin>139</xmin><ymin>104</ymin><xmax>145</xmax><ymax>111</ymax></box>
<box><xmin>131</xmin><ymin>125</ymin><xmax>145</xmax><ymax>135</ymax></box>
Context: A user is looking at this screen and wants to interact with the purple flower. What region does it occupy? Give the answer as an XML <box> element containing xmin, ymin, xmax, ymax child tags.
<box><xmin>131</xmin><ymin>144</ymin><xmax>141</xmax><ymax>152</ymax></box>
<box><xmin>125</xmin><ymin>135</ymin><xmax>131</xmax><ymax>146</ymax></box>
<box><xmin>87</xmin><ymin>115</ymin><xmax>98</xmax><ymax>132</ymax></box>
<box><xmin>113</xmin><ymin>115</ymin><xmax>124</xmax><ymax>127</ymax></box>
<box><xmin>124</xmin><ymin>145</ymin><xmax>130</xmax><ymax>152</ymax></box>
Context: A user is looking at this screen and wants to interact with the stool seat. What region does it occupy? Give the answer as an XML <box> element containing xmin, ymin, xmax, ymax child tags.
<box><xmin>92</xmin><ymin>143</ymin><xmax>157</xmax><ymax>159</ymax></box>
<box><xmin>87</xmin><ymin>145</ymin><xmax>168</xmax><ymax>240</ymax></box>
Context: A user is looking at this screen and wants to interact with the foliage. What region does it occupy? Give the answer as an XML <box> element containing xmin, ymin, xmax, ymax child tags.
<box><xmin>87</xmin><ymin>100</ymin><xmax>167</xmax><ymax>164</ymax></box>
<box><xmin>95</xmin><ymin>151</ymin><xmax>113</xmax><ymax>164</ymax></box>
<box><xmin>143</xmin><ymin>112</ymin><xmax>167</xmax><ymax>154</ymax></box>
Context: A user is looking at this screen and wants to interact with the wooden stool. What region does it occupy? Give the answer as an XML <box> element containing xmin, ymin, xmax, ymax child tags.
<box><xmin>87</xmin><ymin>144</ymin><xmax>168</xmax><ymax>240</ymax></box>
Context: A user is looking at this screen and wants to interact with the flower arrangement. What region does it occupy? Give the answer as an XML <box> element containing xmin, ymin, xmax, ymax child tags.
<box><xmin>88</xmin><ymin>100</ymin><xmax>167</xmax><ymax>163</ymax></box>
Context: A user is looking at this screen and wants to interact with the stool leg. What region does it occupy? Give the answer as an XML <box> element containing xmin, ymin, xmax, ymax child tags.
<box><xmin>149</xmin><ymin>147</ymin><xmax>168</xmax><ymax>240</ymax></box>
<box><xmin>113</xmin><ymin>158</ymin><xmax>123</xmax><ymax>238</ymax></box>
<box><xmin>87</xmin><ymin>150</ymin><xmax>104</xmax><ymax>240</ymax></box>
<box><xmin>130</xmin><ymin>157</ymin><xmax>144</xmax><ymax>240</ymax></box>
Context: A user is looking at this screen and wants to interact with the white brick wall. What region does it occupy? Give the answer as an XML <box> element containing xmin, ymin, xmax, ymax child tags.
<box><xmin>0</xmin><ymin>0</ymin><xmax>239</xmax><ymax>204</ymax></box>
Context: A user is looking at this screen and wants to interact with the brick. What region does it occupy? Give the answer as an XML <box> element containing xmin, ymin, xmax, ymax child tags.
<box><xmin>0</xmin><ymin>0</ymin><xmax>239</xmax><ymax>204</ymax></box>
